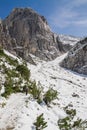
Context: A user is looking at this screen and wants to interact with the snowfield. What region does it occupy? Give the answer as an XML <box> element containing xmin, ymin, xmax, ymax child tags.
<box><xmin>0</xmin><ymin>52</ymin><xmax>87</xmax><ymax>130</ymax></box>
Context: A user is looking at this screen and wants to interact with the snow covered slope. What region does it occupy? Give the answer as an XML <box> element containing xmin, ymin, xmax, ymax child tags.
<box><xmin>28</xmin><ymin>54</ymin><xmax>87</xmax><ymax>120</ymax></box>
<box><xmin>0</xmin><ymin>51</ymin><xmax>87</xmax><ymax>130</ymax></box>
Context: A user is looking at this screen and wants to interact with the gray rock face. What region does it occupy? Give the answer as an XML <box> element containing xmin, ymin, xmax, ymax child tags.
<box><xmin>0</xmin><ymin>20</ymin><xmax>16</xmax><ymax>55</ymax></box>
<box><xmin>2</xmin><ymin>8</ymin><xmax>74</xmax><ymax>61</ymax></box>
<box><xmin>60</xmin><ymin>37</ymin><xmax>87</xmax><ymax>75</ymax></box>
<box><xmin>0</xmin><ymin>20</ymin><xmax>35</xmax><ymax>64</ymax></box>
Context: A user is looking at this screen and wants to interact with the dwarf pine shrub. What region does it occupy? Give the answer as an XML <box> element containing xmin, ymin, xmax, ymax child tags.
<box><xmin>16</xmin><ymin>64</ymin><xmax>30</xmax><ymax>81</ymax></box>
<box><xmin>58</xmin><ymin>108</ymin><xmax>87</xmax><ymax>130</ymax></box>
<box><xmin>29</xmin><ymin>81</ymin><xmax>43</xmax><ymax>103</ymax></box>
<box><xmin>0</xmin><ymin>47</ymin><xmax>18</xmax><ymax>66</ymax></box>
<box><xmin>66</xmin><ymin>109</ymin><xmax>76</xmax><ymax>119</ymax></box>
<box><xmin>34</xmin><ymin>113</ymin><xmax>47</xmax><ymax>130</ymax></box>
<box><xmin>58</xmin><ymin>116</ymin><xmax>71</xmax><ymax>130</ymax></box>
<box><xmin>0</xmin><ymin>47</ymin><xmax>4</xmax><ymax>56</ymax></box>
<box><xmin>43</xmin><ymin>88</ymin><xmax>58</xmax><ymax>105</ymax></box>
<box><xmin>1</xmin><ymin>77</ymin><xmax>14</xmax><ymax>97</ymax></box>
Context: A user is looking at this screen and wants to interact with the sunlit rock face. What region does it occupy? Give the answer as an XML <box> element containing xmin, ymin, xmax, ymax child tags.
<box><xmin>0</xmin><ymin>20</ymin><xmax>16</xmax><ymax>55</ymax></box>
<box><xmin>2</xmin><ymin>8</ymin><xmax>76</xmax><ymax>61</ymax></box>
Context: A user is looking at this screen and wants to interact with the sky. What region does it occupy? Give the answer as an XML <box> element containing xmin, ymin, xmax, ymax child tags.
<box><xmin>0</xmin><ymin>0</ymin><xmax>87</xmax><ymax>37</ymax></box>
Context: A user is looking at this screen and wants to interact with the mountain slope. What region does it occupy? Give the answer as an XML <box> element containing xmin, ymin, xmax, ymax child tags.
<box><xmin>2</xmin><ymin>8</ymin><xmax>80</xmax><ymax>61</ymax></box>
<box><xmin>0</xmin><ymin>50</ymin><xmax>87</xmax><ymax>130</ymax></box>
<box><xmin>60</xmin><ymin>37</ymin><xmax>87</xmax><ymax>75</ymax></box>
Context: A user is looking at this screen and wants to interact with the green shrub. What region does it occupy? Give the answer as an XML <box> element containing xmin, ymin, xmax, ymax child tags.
<box><xmin>43</xmin><ymin>88</ymin><xmax>58</xmax><ymax>105</ymax></box>
<box><xmin>58</xmin><ymin>108</ymin><xmax>87</xmax><ymax>130</ymax></box>
<box><xmin>58</xmin><ymin>116</ymin><xmax>87</xmax><ymax>130</ymax></box>
<box><xmin>58</xmin><ymin>116</ymin><xmax>71</xmax><ymax>130</ymax></box>
<box><xmin>16</xmin><ymin>64</ymin><xmax>30</xmax><ymax>80</ymax></box>
<box><xmin>34</xmin><ymin>113</ymin><xmax>47</xmax><ymax>130</ymax></box>
<box><xmin>1</xmin><ymin>77</ymin><xmax>20</xmax><ymax>98</ymax></box>
<box><xmin>0</xmin><ymin>47</ymin><xmax>18</xmax><ymax>66</ymax></box>
<box><xmin>4</xmin><ymin>68</ymin><xmax>19</xmax><ymax>78</ymax></box>
<box><xmin>5</xmin><ymin>55</ymin><xmax>18</xmax><ymax>66</ymax></box>
<box><xmin>66</xmin><ymin>109</ymin><xmax>76</xmax><ymax>119</ymax></box>
<box><xmin>73</xmin><ymin>118</ymin><xmax>82</xmax><ymax>128</ymax></box>
<box><xmin>29</xmin><ymin>81</ymin><xmax>43</xmax><ymax>103</ymax></box>
<box><xmin>0</xmin><ymin>47</ymin><xmax>4</xmax><ymax>56</ymax></box>
<box><xmin>1</xmin><ymin>77</ymin><xmax>14</xmax><ymax>98</ymax></box>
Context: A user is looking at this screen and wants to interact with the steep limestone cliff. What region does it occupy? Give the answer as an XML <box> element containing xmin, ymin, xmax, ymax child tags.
<box><xmin>2</xmin><ymin>8</ymin><xmax>73</xmax><ymax>61</ymax></box>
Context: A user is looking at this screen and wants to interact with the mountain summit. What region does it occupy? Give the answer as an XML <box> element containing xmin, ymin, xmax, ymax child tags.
<box><xmin>1</xmin><ymin>8</ymin><xmax>79</xmax><ymax>61</ymax></box>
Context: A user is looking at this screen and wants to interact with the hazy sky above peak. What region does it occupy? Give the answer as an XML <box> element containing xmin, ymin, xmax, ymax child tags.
<box><xmin>0</xmin><ymin>0</ymin><xmax>87</xmax><ymax>37</ymax></box>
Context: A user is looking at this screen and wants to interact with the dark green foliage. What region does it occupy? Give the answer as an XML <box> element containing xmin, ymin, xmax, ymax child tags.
<box><xmin>16</xmin><ymin>64</ymin><xmax>30</xmax><ymax>80</ymax></box>
<box><xmin>73</xmin><ymin>118</ymin><xmax>82</xmax><ymax>128</ymax></box>
<box><xmin>0</xmin><ymin>47</ymin><xmax>4</xmax><ymax>56</ymax></box>
<box><xmin>29</xmin><ymin>81</ymin><xmax>43</xmax><ymax>103</ymax></box>
<box><xmin>4</xmin><ymin>68</ymin><xmax>19</xmax><ymax>78</ymax></box>
<box><xmin>0</xmin><ymin>49</ymin><xmax>31</xmax><ymax>98</ymax></box>
<box><xmin>34</xmin><ymin>113</ymin><xmax>47</xmax><ymax>130</ymax></box>
<box><xmin>66</xmin><ymin>109</ymin><xmax>76</xmax><ymax>119</ymax></box>
<box><xmin>58</xmin><ymin>108</ymin><xmax>87</xmax><ymax>130</ymax></box>
<box><xmin>43</xmin><ymin>88</ymin><xmax>58</xmax><ymax>105</ymax></box>
<box><xmin>72</xmin><ymin>118</ymin><xmax>87</xmax><ymax>129</ymax></box>
<box><xmin>58</xmin><ymin>116</ymin><xmax>71</xmax><ymax>130</ymax></box>
<box><xmin>1</xmin><ymin>77</ymin><xmax>20</xmax><ymax>98</ymax></box>
<box><xmin>1</xmin><ymin>77</ymin><xmax>14</xmax><ymax>98</ymax></box>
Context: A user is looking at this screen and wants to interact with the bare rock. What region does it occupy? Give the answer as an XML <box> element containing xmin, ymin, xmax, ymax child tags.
<box><xmin>2</xmin><ymin>8</ymin><xmax>72</xmax><ymax>61</ymax></box>
<box><xmin>60</xmin><ymin>37</ymin><xmax>87</xmax><ymax>75</ymax></box>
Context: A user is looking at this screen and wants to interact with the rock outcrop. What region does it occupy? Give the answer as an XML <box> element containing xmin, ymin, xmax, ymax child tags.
<box><xmin>0</xmin><ymin>20</ymin><xmax>16</xmax><ymax>54</ymax></box>
<box><xmin>2</xmin><ymin>8</ymin><xmax>62</xmax><ymax>61</ymax></box>
<box><xmin>0</xmin><ymin>8</ymin><xmax>79</xmax><ymax>62</ymax></box>
<box><xmin>0</xmin><ymin>20</ymin><xmax>35</xmax><ymax>64</ymax></box>
<box><xmin>1</xmin><ymin>8</ymin><xmax>78</xmax><ymax>61</ymax></box>
<box><xmin>60</xmin><ymin>37</ymin><xmax>87</xmax><ymax>75</ymax></box>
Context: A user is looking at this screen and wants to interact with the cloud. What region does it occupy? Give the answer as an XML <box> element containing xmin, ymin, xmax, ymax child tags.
<box><xmin>72</xmin><ymin>20</ymin><xmax>87</xmax><ymax>26</ymax></box>
<box><xmin>71</xmin><ymin>0</ymin><xmax>87</xmax><ymax>7</ymax></box>
<box><xmin>49</xmin><ymin>0</ymin><xmax>87</xmax><ymax>29</ymax></box>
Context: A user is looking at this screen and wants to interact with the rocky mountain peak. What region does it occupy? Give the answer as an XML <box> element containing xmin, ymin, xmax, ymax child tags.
<box><xmin>2</xmin><ymin>8</ymin><xmax>61</xmax><ymax>61</ymax></box>
<box><xmin>0</xmin><ymin>7</ymin><xmax>80</xmax><ymax>62</ymax></box>
<box><xmin>5</xmin><ymin>7</ymin><xmax>51</xmax><ymax>34</ymax></box>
